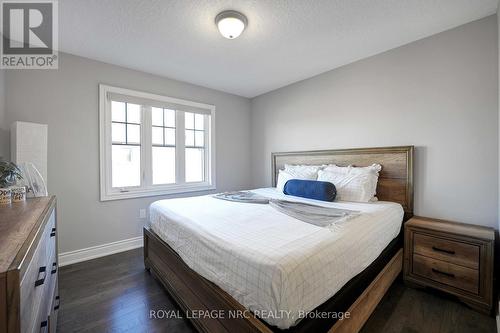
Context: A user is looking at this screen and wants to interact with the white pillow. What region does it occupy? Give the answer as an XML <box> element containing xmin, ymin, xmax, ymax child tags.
<box><xmin>284</xmin><ymin>164</ymin><xmax>324</xmax><ymax>179</ymax></box>
<box><xmin>276</xmin><ymin>169</ymin><xmax>317</xmax><ymax>192</ymax></box>
<box><xmin>317</xmin><ymin>164</ymin><xmax>382</xmax><ymax>202</ymax></box>
<box><xmin>323</xmin><ymin>164</ymin><xmax>351</xmax><ymax>174</ymax></box>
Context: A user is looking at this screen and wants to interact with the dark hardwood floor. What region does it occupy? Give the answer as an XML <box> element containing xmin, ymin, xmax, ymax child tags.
<box><xmin>57</xmin><ymin>248</ymin><xmax>496</xmax><ymax>333</ymax></box>
<box><xmin>361</xmin><ymin>279</ymin><xmax>496</xmax><ymax>333</ymax></box>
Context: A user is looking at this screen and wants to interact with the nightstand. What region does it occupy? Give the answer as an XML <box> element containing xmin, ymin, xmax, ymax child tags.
<box><xmin>404</xmin><ymin>216</ymin><xmax>495</xmax><ymax>314</ymax></box>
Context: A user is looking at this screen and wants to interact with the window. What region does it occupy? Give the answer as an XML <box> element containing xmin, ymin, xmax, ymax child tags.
<box><xmin>99</xmin><ymin>85</ymin><xmax>215</xmax><ymax>201</ymax></box>
<box><xmin>152</xmin><ymin>107</ymin><xmax>176</xmax><ymax>185</ymax></box>
<box><xmin>111</xmin><ymin>102</ymin><xmax>141</xmax><ymax>188</ymax></box>
<box><xmin>185</xmin><ymin>112</ymin><xmax>205</xmax><ymax>182</ymax></box>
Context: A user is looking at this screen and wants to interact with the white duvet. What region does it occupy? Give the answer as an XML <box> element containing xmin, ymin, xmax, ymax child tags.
<box><xmin>149</xmin><ymin>188</ymin><xmax>403</xmax><ymax>329</ymax></box>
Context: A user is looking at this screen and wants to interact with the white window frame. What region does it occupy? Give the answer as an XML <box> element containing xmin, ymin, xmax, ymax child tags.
<box><xmin>99</xmin><ymin>84</ymin><xmax>216</xmax><ymax>201</ymax></box>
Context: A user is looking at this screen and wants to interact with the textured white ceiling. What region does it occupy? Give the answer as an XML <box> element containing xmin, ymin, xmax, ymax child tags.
<box><xmin>59</xmin><ymin>0</ymin><xmax>498</xmax><ymax>98</ymax></box>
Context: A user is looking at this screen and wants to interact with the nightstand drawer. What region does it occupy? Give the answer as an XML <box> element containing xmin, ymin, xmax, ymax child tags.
<box><xmin>413</xmin><ymin>254</ymin><xmax>478</xmax><ymax>294</ymax></box>
<box><xmin>413</xmin><ymin>233</ymin><xmax>479</xmax><ymax>269</ymax></box>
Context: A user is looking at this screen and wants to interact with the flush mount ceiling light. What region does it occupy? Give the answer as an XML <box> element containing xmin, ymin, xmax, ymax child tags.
<box><xmin>215</xmin><ymin>10</ymin><xmax>247</xmax><ymax>39</ymax></box>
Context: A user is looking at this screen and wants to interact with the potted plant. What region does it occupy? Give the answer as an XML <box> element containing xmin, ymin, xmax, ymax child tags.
<box><xmin>0</xmin><ymin>160</ymin><xmax>23</xmax><ymax>204</ymax></box>
<box><xmin>0</xmin><ymin>159</ymin><xmax>23</xmax><ymax>187</ymax></box>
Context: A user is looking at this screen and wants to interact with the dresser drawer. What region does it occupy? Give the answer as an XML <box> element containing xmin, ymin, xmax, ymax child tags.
<box><xmin>45</xmin><ymin>211</ymin><xmax>57</xmax><ymax>262</ymax></box>
<box><xmin>413</xmin><ymin>233</ymin><xmax>479</xmax><ymax>269</ymax></box>
<box><xmin>39</xmin><ymin>224</ymin><xmax>58</xmax><ymax>333</ymax></box>
<box><xmin>34</xmin><ymin>250</ymin><xmax>57</xmax><ymax>333</ymax></box>
<box><xmin>413</xmin><ymin>254</ymin><xmax>479</xmax><ymax>294</ymax></box>
<box><xmin>37</xmin><ymin>296</ymin><xmax>49</xmax><ymax>333</ymax></box>
<box><xmin>48</xmin><ymin>278</ymin><xmax>59</xmax><ymax>333</ymax></box>
<box><xmin>19</xmin><ymin>210</ymin><xmax>56</xmax><ymax>333</ymax></box>
<box><xmin>45</xmin><ymin>210</ymin><xmax>58</xmax><ymax>292</ymax></box>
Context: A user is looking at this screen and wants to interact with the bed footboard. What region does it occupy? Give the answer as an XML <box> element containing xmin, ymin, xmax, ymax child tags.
<box><xmin>143</xmin><ymin>226</ymin><xmax>273</xmax><ymax>333</ymax></box>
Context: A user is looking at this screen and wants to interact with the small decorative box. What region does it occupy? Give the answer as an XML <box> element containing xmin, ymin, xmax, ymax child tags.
<box><xmin>0</xmin><ymin>188</ymin><xmax>12</xmax><ymax>204</ymax></box>
<box><xmin>11</xmin><ymin>186</ymin><xmax>26</xmax><ymax>202</ymax></box>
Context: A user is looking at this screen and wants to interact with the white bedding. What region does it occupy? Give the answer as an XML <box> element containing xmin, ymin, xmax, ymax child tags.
<box><xmin>149</xmin><ymin>188</ymin><xmax>403</xmax><ymax>329</ymax></box>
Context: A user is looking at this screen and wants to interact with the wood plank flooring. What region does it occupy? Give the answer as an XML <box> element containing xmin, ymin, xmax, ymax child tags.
<box><xmin>57</xmin><ymin>248</ymin><xmax>496</xmax><ymax>333</ymax></box>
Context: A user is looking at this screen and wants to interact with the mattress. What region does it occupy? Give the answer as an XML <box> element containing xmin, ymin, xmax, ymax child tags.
<box><xmin>149</xmin><ymin>187</ymin><xmax>403</xmax><ymax>329</ymax></box>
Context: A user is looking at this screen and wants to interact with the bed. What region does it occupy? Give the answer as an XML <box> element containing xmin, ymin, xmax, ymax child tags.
<box><xmin>144</xmin><ymin>146</ymin><xmax>414</xmax><ymax>333</ymax></box>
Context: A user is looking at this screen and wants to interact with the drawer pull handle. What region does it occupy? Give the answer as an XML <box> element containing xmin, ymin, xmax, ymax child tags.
<box><xmin>51</xmin><ymin>262</ymin><xmax>58</xmax><ymax>274</ymax></box>
<box><xmin>35</xmin><ymin>266</ymin><xmax>47</xmax><ymax>287</ymax></box>
<box><xmin>40</xmin><ymin>318</ymin><xmax>48</xmax><ymax>333</ymax></box>
<box><xmin>50</xmin><ymin>227</ymin><xmax>56</xmax><ymax>237</ymax></box>
<box><xmin>54</xmin><ymin>296</ymin><xmax>60</xmax><ymax>310</ymax></box>
<box><xmin>432</xmin><ymin>268</ymin><xmax>455</xmax><ymax>278</ymax></box>
<box><xmin>432</xmin><ymin>246</ymin><xmax>455</xmax><ymax>255</ymax></box>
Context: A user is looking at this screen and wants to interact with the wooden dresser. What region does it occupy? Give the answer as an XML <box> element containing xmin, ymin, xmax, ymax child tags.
<box><xmin>404</xmin><ymin>216</ymin><xmax>494</xmax><ymax>314</ymax></box>
<box><xmin>0</xmin><ymin>196</ymin><xmax>59</xmax><ymax>333</ymax></box>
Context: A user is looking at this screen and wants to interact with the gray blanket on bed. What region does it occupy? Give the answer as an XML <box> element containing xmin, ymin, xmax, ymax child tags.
<box><xmin>213</xmin><ymin>191</ymin><xmax>359</xmax><ymax>227</ymax></box>
<box><xmin>213</xmin><ymin>191</ymin><xmax>270</xmax><ymax>204</ymax></box>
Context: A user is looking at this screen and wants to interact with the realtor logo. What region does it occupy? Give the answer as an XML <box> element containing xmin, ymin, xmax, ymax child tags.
<box><xmin>1</xmin><ymin>0</ymin><xmax>58</xmax><ymax>69</ymax></box>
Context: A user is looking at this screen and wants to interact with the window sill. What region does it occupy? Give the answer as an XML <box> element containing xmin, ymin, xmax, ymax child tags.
<box><xmin>100</xmin><ymin>183</ymin><xmax>216</xmax><ymax>201</ymax></box>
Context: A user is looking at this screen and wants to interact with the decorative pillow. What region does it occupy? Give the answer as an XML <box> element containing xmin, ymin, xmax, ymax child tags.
<box><xmin>283</xmin><ymin>179</ymin><xmax>336</xmax><ymax>202</ymax></box>
<box><xmin>317</xmin><ymin>164</ymin><xmax>382</xmax><ymax>202</ymax></box>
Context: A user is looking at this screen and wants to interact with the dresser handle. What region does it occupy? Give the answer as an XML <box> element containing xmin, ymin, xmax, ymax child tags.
<box><xmin>432</xmin><ymin>268</ymin><xmax>455</xmax><ymax>278</ymax></box>
<box><xmin>50</xmin><ymin>227</ymin><xmax>56</xmax><ymax>237</ymax></box>
<box><xmin>54</xmin><ymin>296</ymin><xmax>60</xmax><ymax>310</ymax></box>
<box><xmin>40</xmin><ymin>319</ymin><xmax>48</xmax><ymax>328</ymax></box>
<box><xmin>432</xmin><ymin>246</ymin><xmax>455</xmax><ymax>255</ymax></box>
<box><xmin>40</xmin><ymin>318</ymin><xmax>48</xmax><ymax>333</ymax></box>
<box><xmin>35</xmin><ymin>266</ymin><xmax>47</xmax><ymax>287</ymax></box>
<box><xmin>51</xmin><ymin>262</ymin><xmax>58</xmax><ymax>274</ymax></box>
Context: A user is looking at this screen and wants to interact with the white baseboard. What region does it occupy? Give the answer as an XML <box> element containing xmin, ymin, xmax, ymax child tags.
<box><xmin>58</xmin><ymin>236</ymin><xmax>143</xmax><ymax>267</ymax></box>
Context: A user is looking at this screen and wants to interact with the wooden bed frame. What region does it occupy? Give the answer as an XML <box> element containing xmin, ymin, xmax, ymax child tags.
<box><xmin>144</xmin><ymin>145</ymin><xmax>414</xmax><ymax>333</ymax></box>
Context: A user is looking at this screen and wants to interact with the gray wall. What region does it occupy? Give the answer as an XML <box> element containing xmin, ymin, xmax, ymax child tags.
<box><xmin>251</xmin><ymin>16</ymin><xmax>499</xmax><ymax>229</ymax></box>
<box><xmin>0</xmin><ymin>69</ymin><xmax>7</xmax><ymax>159</ymax></box>
<box><xmin>4</xmin><ymin>53</ymin><xmax>252</xmax><ymax>253</ymax></box>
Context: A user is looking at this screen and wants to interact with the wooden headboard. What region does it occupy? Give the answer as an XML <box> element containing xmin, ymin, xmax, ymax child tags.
<box><xmin>271</xmin><ymin>146</ymin><xmax>414</xmax><ymax>220</ymax></box>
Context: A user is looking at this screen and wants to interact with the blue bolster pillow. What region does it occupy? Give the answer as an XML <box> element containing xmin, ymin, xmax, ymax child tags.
<box><xmin>283</xmin><ymin>179</ymin><xmax>336</xmax><ymax>202</ymax></box>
